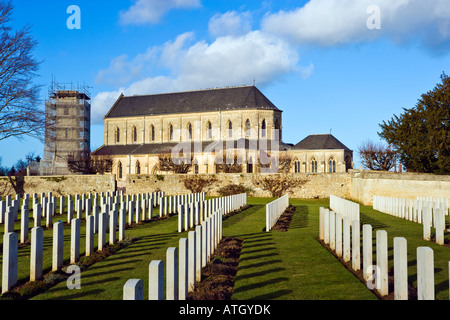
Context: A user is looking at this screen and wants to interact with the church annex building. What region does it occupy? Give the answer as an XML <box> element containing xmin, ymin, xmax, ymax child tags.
<box><xmin>91</xmin><ymin>86</ymin><xmax>354</xmax><ymax>181</ymax></box>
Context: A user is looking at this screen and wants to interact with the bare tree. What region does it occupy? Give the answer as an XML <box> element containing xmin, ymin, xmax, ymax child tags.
<box><xmin>158</xmin><ymin>153</ymin><xmax>193</xmax><ymax>174</ymax></box>
<box><xmin>215</xmin><ymin>153</ymin><xmax>243</xmax><ymax>173</ymax></box>
<box><xmin>0</xmin><ymin>1</ymin><xmax>45</xmax><ymax>142</ymax></box>
<box><xmin>68</xmin><ymin>152</ymin><xmax>113</xmax><ymax>175</ymax></box>
<box><xmin>358</xmin><ymin>140</ymin><xmax>397</xmax><ymax>171</ymax></box>
<box><xmin>252</xmin><ymin>174</ymin><xmax>309</xmax><ymax>198</ymax></box>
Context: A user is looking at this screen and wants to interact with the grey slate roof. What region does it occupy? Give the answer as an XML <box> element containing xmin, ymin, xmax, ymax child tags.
<box><xmin>91</xmin><ymin>139</ymin><xmax>292</xmax><ymax>156</ymax></box>
<box><xmin>291</xmin><ymin>134</ymin><xmax>352</xmax><ymax>151</ymax></box>
<box><xmin>104</xmin><ymin>86</ymin><xmax>281</xmax><ymax>119</ymax></box>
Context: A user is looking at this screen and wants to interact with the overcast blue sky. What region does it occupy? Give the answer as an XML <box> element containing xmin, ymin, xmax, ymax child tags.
<box><xmin>1</xmin><ymin>0</ymin><xmax>449</xmax><ymax>169</ymax></box>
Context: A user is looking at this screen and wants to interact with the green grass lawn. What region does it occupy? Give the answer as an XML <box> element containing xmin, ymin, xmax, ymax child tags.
<box><xmin>1</xmin><ymin>196</ymin><xmax>449</xmax><ymax>300</ymax></box>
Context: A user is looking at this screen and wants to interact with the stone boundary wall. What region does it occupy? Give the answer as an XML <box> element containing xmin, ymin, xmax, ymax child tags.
<box><xmin>0</xmin><ymin>175</ymin><xmax>116</xmax><ymax>198</ymax></box>
<box><xmin>1</xmin><ymin>170</ymin><xmax>448</xmax><ymax>205</ymax></box>
<box><xmin>349</xmin><ymin>170</ymin><xmax>450</xmax><ymax>206</ymax></box>
<box><xmin>126</xmin><ymin>173</ymin><xmax>351</xmax><ymax>199</ymax></box>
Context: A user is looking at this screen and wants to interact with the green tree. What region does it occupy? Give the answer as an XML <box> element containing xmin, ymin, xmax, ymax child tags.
<box><xmin>378</xmin><ymin>73</ymin><xmax>450</xmax><ymax>174</ymax></box>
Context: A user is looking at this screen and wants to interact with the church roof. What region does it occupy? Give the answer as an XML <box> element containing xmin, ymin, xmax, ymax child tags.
<box><xmin>104</xmin><ymin>86</ymin><xmax>281</xmax><ymax>119</ymax></box>
<box><xmin>291</xmin><ymin>134</ymin><xmax>352</xmax><ymax>151</ymax></box>
<box><xmin>91</xmin><ymin>139</ymin><xmax>292</xmax><ymax>157</ymax></box>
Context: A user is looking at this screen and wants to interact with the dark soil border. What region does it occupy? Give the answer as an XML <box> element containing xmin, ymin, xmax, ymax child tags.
<box><xmin>187</xmin><ymin>237</ymin><xmax>243</xmax><ymax>300</ymax></box>
<box><xmin>0</xmin><ymin>213</ymin><xmax>176</xmax><ymax>300</ymax></box>
<box><xmin>271</xmin><ymin>205</ymin><xmax>296</xmax><ymax>232</ymax></box>
<box><xmin>317</xmin><ymin>238</ymin><xmax>419</xmax><ymax>300</ymax></box>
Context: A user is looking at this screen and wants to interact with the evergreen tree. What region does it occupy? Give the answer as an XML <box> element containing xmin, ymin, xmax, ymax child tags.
<box><xmin>379</xmin><ymin>73</ymin><xmax>450</xmax><ymax>174</ymax></box>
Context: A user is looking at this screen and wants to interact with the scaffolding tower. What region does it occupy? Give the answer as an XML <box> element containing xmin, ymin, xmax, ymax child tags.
<box><xmin>41</xmin><ymin>80</ymin><xmax>91</xmax><ymax>176</ymax></box>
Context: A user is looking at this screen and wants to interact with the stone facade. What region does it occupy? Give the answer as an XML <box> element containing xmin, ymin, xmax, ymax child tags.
<box><xmin>92</xmin><ymin>86</ymin><xmax>353</xmax><ymax>182</ymax></box>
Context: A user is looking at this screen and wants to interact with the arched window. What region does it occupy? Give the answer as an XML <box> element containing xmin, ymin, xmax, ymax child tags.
<box><xmin>261</xmin><ymin>119</ymin><xmax>267</xmax><ymax>138</ymax></box>
<box><xmin>169</xmin><ymin>124</ymin><xmax>174</xmax><ymax>141</ymax></box>
<box><xmin>274</xmin><ymin>119</ymin><xmax>281</xmax><ymax>141</ymax></box>
<box><xmin>150</xmin><ymin>125</ymin><xmax>155</xmax><ymax>142</ymax></box>
<box><xmin>194</xmin><ymin>159</ymin><xmax>199</xmax><ymax>175</ymax></box>
<box><xmin>294</xmin><ymin>160</ymin><xmax>301</xmax><ymax>173</ymax></box>
<box><xmin>132</xmin><ymin>126</ymin><xmax>137</xmax><ymax>142</ymax></box>
<box><xmin>188</xmin><ymin>123</ymin><xmax>192</xmax><ymax>140</ymax></box>
<box><xmin>115</xmin><ymin>127</ymin><xmax>120</xmax><ymax>143</ymax></box>
<box><xmin>207</xmin><ymin>121</ymin><xmax>212</xmax><ymax>139</ymax></box>
<box><xmin>228</xmin><ymin>121</ymin><xmax>233</xmax><ymax>138</ymax></box>
<box><xmin>246</xmin><ymin>120</ymin><xmax>251</xmax><ymax>137</ymax></box>
<box><xmin>247</xmin><ymin>156</ymin><xmax>254</xmax><ymax>174</ymax></box>
<box><xmin>329</xmin><ymin>158</ymin><xmax>336</xmax><ymax>173</ymax></box>
<box><xmin>311</xmin><ymin>158</ymin><xmax>318</xmax><ymax>173</ymax></box>
<box><xmin>118</xmin><ymin>162</ymin><xmax>123</xmax><ymax>179</ymax></box>
<box><xmin>136</xmin><ymin>161</ymin><xmax>141</xmax><ymax>174</ymax></box>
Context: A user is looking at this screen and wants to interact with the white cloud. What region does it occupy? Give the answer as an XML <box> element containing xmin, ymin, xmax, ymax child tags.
<box><xmin>120</xmin><ymin>0</ymin><xmax>201</xmax><ymax>25</ymax></box>
<box><xmin>208</xmin><ymin>11</ymin><xmax>252</xmax><ymax>37</ymax></box>
<box><xmin>92</xmin><ymin>30</ymin><xmax>300</xmax><ymax>124</ymax></box>
<box><xmin>262</xmin><ymin>0</ymin><xmax>450</xmax><ymax>51</ymax></box>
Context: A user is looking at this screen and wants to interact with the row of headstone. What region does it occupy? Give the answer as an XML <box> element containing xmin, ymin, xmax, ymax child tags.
<box><xmin>123</xmin><ymin>208</ymin><xmax>224</xmax><ymax>300</ymax></box>
<box><xmin>2</xmin><ymin>204</ymin><xmax>129</xmax><ymax>294</ymax></box>
<box><xmin>329</xmin><ymin>195</ymin><xmax>360</xmax><ymax>222</ymax></box>
<box><xmin>373</xmin><ymin>195</ymin><xmax>448</xmax><ymax>245</ymax></box>
<box><xmin>266</xmin><ymin>194</ymin><xmax>289</xmax><ymax>232</ymax></box>
<box><xmin>178</xmin><ymin>193</ymin><xmax>247</xmax><ymax>233</ymax></box>
<box><xmin>373</xmin><ymin>195</ymin><xmax>450</xmax><ymax>222</ymax></box>
<box><xmin>319</xmin><ymin>207</ymin><xmax>437</xmax><ymax>300</ymax></box>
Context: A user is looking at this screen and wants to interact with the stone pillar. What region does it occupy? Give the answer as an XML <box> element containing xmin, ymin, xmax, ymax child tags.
<box><xmin>324</xmin><ymin>209</ymin><xmax>330</xmax><ymax>245</ymax></box>
<box><xmin>329</xmin><ymin>211</ymin><xmax>336</xmax><ymax>251</ymax></box>
<box><xmin>119</xmin><ymin>207</ymin><xmax>126</xmax><ymax>241</ymax></box>
<box><xmin>166</xmin><ymin>247</ymin><xmax>178</xmax><ymax>300</ymax></box>
<box><xmin>178</xmin><ymin>238</ymin><xmax>188</xmax><ymax>300</ymax></box>
<box><xmin>343</xmin><ymin>217</ymin><xmax>351</xmax><ymax>262</ymax></box>
<box><xmin>362</xmin><ymin>224</ymin><xmax>373</xmax><ymax>281</ymax></box>
<box><xmin>110</xmin><ymin>210</ymin><xmax>117</xmax><ymax>245</ymax></box>
<box><xmin>2</xmin><ymin>232</ymin><xmax>18</xmax><ymax>293</ymax></box>
<box><xmin>417</xmin><ymin>247</ymin><xmax>434</xmax><ymax>300</ymax></box>
<box><xmin>30</xmin><ymin>227</ymin><xmax>43</xmax><ymax>282</ymax></box>
<box><xmin>336</xmin><ymin>213</ymin><xmax>342</xmax><ymax>257</ymax></box>
<box><xmin>148</xmin><ymin>260</ymin><xmax>164</xmax><ymax>300</ymax></box>
<box><xmin>71</xmin><ymin>219</ymin><xmax>80</xmax><ymax>264</ymax></box>
<box><xmin>188</xmin><ymin>231</ymin><xmax>196</xmax><ymax>293</ymax></box>
<box><xmin>376</xmin><ymin>230</ymin><xmax>388</xmax><ymax>296</ymax></box>
<box><xmin>52</xmin><ymin>222</ymin><xmax>64</xmax><ymax>271</ymax></box>
<box><xmin>393</xmin><ymin>237</ymin><xmax>408</xmax><ymax>300</ymax></box>
<box><xmin>86</xmin><ymin>215</ymin><xmax>94</xmax><ymax>256</ymax></box>
<box><xmin>195</xmin><ymin>225</ymin><xmax>202</xmax><ymax>282</ymax></box>
<box><xmin>98</xmin><ymin>212</ymin><xmax>107</xmax><ymax>251</ymax></box>
<box><xmin>319</xmin><ymin>207</ymin><xmax>324</xmax><ymax>241</ymax></box>
<box><xmin>352</xmin><ymin>220</ymin><xmax>360</xmax><ymax>271</ymax></box>
<box><xmin>123</xmin><ymin>279</ymin><xmax>144</xmax><ymax>300</ymax></box>
<box><xmin>20</xmin><ymin>204</ymin><xmax>29</xmax><ymax>244</ymax></box>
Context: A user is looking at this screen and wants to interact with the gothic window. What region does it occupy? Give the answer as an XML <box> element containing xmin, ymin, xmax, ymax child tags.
<box><xmin>329</xmin><ymin>158</ymin><xmax>336</xmax><ymax>173</ymax></box>
<box><xmin>207</xmin><ymin>121</ymin><xmax>212</xmax><ymax>139</ymax></box>
<box><xmin>228</xmin><ymin>121</ymin><xmax>233</xmax><ymax>138</ymax></box>
<box><xmin>294</xmin><ymin>160</ymin><xmax>301</xmax><ymax>173</ymax></box>
<box><xmin>118</xmin><ymin>162</ymin><xmax>123</xmax><ymax>179</ymax></box>
<box><xmin>132</xmin><ymin>126</ymin><xmax>137</xmax><ymax>142</ymax></box>
<box><xmin>246</xmin><ymin>120</ymin><xmax>251</xmax><ymax>137</ymax></box>
<box><xmin>188</xmin><ymin>123</ymin><xmax>192</xmax><ymax>140</ymax></box>
<box><xmin>311</xmin><ymin>158</ymin><xmax>318</xmax><ymax>173</ymax></box>
<box><xmin>136</xmin><ymin>161</ymin><xmax>141</xmax><ymax>174</ymax></box>
<box><xmin>150</xmin><ymin>125</ymin><xmax>155</xmax><ymax>141</ymax></box>
<box><xmin>169</xmin><ymin>124</ymin><xmax>174</xmax><ymax>141</ymax></box>
<box><xmin>247</xmin><ymin>156</ymin><xmax>254</xmax><ymax>173</ymax></box>
<box><xmin>115</xmin><ymin>127</ymin><xmax>120</xmax><ymax>143</ymax></box>
<box><xmin>261</xmin><ymin>119</ymin><xmax>267</xmax><ymax>138</ymax></box>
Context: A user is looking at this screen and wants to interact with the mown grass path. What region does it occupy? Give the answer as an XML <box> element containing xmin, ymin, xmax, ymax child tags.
<box><xmin>3</xmin><ymin>197</ymin><xmax>449</xmax><ymax>300</ymax></box>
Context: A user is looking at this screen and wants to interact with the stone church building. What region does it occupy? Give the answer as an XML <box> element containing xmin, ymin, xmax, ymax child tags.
<box><xmin>91</xmin><ymin>86</ymin><xmax>353</xmax><ymax>181</ymax></box>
